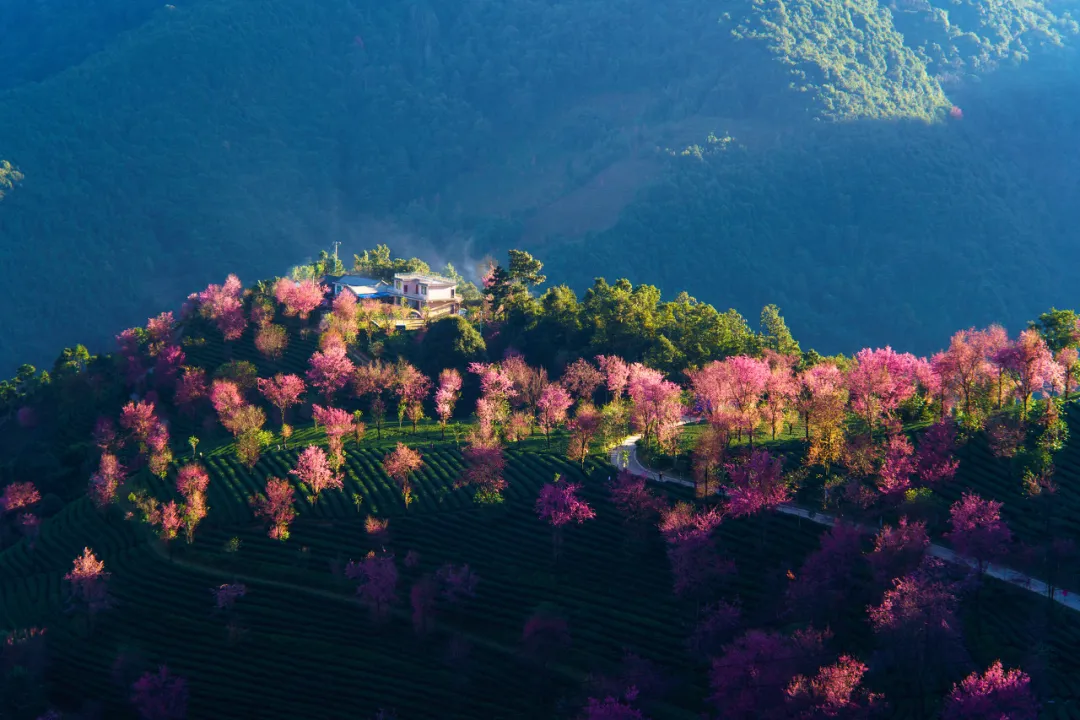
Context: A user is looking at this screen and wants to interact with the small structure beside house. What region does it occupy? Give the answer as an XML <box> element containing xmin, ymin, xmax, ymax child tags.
<box><xmin>391</xmin><ymin>273</ymin><xmax>460</xmax><ymax>318</ymax></box>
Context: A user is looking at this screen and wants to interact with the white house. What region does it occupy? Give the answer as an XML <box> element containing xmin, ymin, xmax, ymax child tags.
<box><xmin>392</xmin><ymin>272</ymin><xmax>459</xmax><ymax>317</ymax></box>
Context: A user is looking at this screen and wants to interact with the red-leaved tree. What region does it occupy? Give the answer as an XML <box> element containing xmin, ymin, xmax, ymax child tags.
<box><xmin>258</xmin><ymin>374</ymin><xmax>306</xmax><ymax>425</ymax></box>
<box><xmin>383</xmin><ymin>443</ymin><xmax>423</xmax><ymax>508</ymax></box>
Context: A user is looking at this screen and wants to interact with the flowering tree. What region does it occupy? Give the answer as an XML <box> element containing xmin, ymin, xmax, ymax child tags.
<box><xmin>847</xmin><ymin>347</ymin><xmax>921</xmax><ymax>431</ymax></box>
<box><xmin>346</xmin><ymin>552</ymin><xmax>398</xmax><ymax>622</ymax></box>
<box><xmin>536</xmin><ymin>479</ymin><xmax>595</xmax><ymax>559</ymax></box>
<box><xmin>580</xmin><ymin>692</ymin><xmax>646</xmax><ymax>720</ymax></box>
<box><xmin>868</xmin><ymin>560</ymin><xmax>963</xmax><ymax>705</ymax></box>
<box><xmin>689</xmin><ymin>600</ymin><xmax>743</xmax><ymax>659</ymax></box>
<box><xmin>0</xmin><ymin>482</ymin><xmax>40</xmax><ymax>514</ymax></box>
<box><xmin>786</xmin><ymin>655</ymin><xmax>881</xmax><ymax>719</ymax></box>
<box><xmin>943</xmin><ymin>661</ymin><xmax>1038</xmax><ymax>720</ymax></box>
<box><xmin>948</xmin><ymin>492</ymin><xmax>1011</xmax><ymax>577</ymax></box>
<box><xmin>355</xmin><ymin>361</ymin><xmax>395</xmax><ymax>439</ymax></box>
<box><xmin>567</xmin><ymin>402</ymin><xmax>603</xmax><ymax>468</ymax></box>
<box><xmin>306</xmin><ymin>335</ymin><xmax>355</xmax><ymax>401</ymax></box>
<box><xmin>607</xmin><ymin>471</ymin><xmax>663</xmax><ymax>528</ymax></box>
<box><xmin>627</xmin><ymin>365</ymin><xmax>683</xmax><ymax>452</ymax></box>
<box><xmin>89</xmin><ymin>453</ymin><xmax>126</xmax><ymax>508</ymax></box>
<box><xmin>212</xmin><ymin>583</ymin><xmax>247</xmax><ymax>612</ymax></box>
<box><xmin>196</xmin><ymin>274</ymin><xmax>247</xmax><ymax>341</ymax></box>
<box><xmin>258</xmin><ymin>374</ymin><xmax>306</xmax><ymax>425</ymax></box>
<box><xmin>434</xmin><ymin>368</ymin><xmax>463</xmax><ymax>438</ymax></box>
<box><xmin>877</xmin><ymin>429</ymin><xmax>915</xmax><ymax>497</ymax></box>
<box><xmin>457</xmin><ymin>443</ymin><xmax>508</xmax><ymax>504</ymax></box>
<box><xmin>935</xmin><ymin>328</ymin><xmax>995</xmax><ymax>420</ymax></box>
<box><xmin>327</xmin><ymin>290</ymin><xmax>359</xmax><ymax>343</ymax></box>
<box><xmin>762</xmin><ymin>352</ymin><xmax>798</xmax><ymax>440</ymax></box>
<box><xmin>174</xmin><ymin>367</ymin><xmax>208</xmax><ymax>415</ymax></box>
<box><xmin>131</xmin><ymin>665</ymin><xmax>188</xmax><ymax>720</ymax></box>
<box><xmin>249</xmin><ymin>477</ymin><xmax>297</xmax><ymax>541</ymax></box>
<box><xmin>658</xmin><ymin>503</ymin><xmax>731</xmax><ymax>602</ymax></box>
<box><xmin>709</xmin><ymin>629</ymin><xmax>827</xmax><ymax>719</ymax></box>
<box><xmin>596</xmin><ymin>354</ymin><xmax>631</xmax><ymax>402</ymax></box>
<box><xmin>537</xmin><ymin>383</ymin><xmax>573</xmax><ymax>447</ymax></box>
<box><xmin>993</xmin><ymin>328</ymin><xmax>1062</xmax><ymax>416</ymax></box>
<box><xmin>725</xmin><ymin>450</ymin><xmax>789</xmax><ymax>519</ymax></box>
<box><xmin>154</xmin><ymin>345</ymin><xmax>185</xmax><ymax>388</ymax></box>
<box><xmin>562</xmin><ymin>358</ymin><xmax>604</xmax><ymax>403</ymax></box>
<box><xmin>787</xmin><ymin>523</ymin><xmax>867</xmax><ymax>624</ymax></box>
<box><xmin>145</xmin><ymin>311</ymin><xmax>175</xmax><ymax>353</ymax></box>
<box><xmin>64</xmin><ymin>547</ymin><xmax>111</xmax><ymax>616</ymax></box>
<box><xmin>255</xmin><ymin>323</ymin><xmax>289</xmax><ymax>360</ymax></box>
<box><xmin>383</xmin><ymin>443</ymin><xmax>423</xmax><ymax>508</ymax></box>
<box><xmin>312</xmin><ymin>405</ymin><xmax>354</xmax><ymax>469</ymax></box>
<box><xmin>120</xmin><ymin>400</ymin><xmax>159</xmax><ymax>444</ymax></box>
<box><xmin>291</xmin><ymin>445</ymin><xmax>343</xmax><ymax>503</ymax></box>
<box><xmin>915</xmin><ymin>420</ymin><xmax>960</xmax><ymax>485</ymax></box>
<box><xmin>1055</xmin><ymin>346</ymin><xmax>1080</xmax><ymax>401</ymax></box>
<box><xmin>274</xmin><ymin>277</ymin><xmax>326</xmax><ymax>321</ymax></box>
<box><xmin>868</xmin><ymin>517</ymin><xmax>930</xmax><ymax>586</ymax></box>
<box><xmin>691</xmin><ymin>356</ymin><xmax>769</xmax><ymax>446</ymax></box>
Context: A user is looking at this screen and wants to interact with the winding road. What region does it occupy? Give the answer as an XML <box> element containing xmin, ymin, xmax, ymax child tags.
<box><xmin>610</xmin><ymin>424</ymin><xmax>1080</xmax><ymax>613</ymax></box>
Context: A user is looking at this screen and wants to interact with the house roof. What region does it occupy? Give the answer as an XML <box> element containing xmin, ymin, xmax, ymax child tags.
<box><xmin>393</xmin><ymin>272</ymin><xmax>456</xmax><ymax>287</ymax></box>
<box><xmin>331</xmin><ymin>275</ymin><xmax>386</xmax><ymax>287</ymax></box>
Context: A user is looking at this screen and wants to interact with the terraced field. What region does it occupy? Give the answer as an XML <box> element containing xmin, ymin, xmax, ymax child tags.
<box><xmin>7</xmin><ymin>407</ymin><xmax>1080</xmax><ymax>717</ymax></box>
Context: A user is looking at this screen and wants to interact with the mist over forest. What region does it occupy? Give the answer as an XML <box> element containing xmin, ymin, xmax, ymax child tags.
<box><xmin>0</xmin><ymin>0</ymin><xmax>1078</xmax><ymax>371</ymax></box>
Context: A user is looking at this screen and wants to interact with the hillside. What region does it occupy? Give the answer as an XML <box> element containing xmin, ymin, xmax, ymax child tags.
<box><xmin>4</xmin><ymin>260</ymin><xmax>1080</xmax><ymax>718</ymax></box>
<box><xmin>0</xmin><ymin>0</ymin><xmax>1078</xmax><ymax>370</ymax></box>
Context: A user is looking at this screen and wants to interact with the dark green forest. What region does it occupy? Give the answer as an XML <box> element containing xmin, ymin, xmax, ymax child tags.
<box><xmin>0</xmin><ymin>0</ymin><xmax>1078</xmax><ymax>371</ymax></box>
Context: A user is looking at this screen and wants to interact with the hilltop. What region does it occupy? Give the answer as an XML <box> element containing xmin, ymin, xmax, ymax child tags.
<box><xmin>1</xmin><ymin>0</ymin><xmax>1079</xmax><ymax>369</ymax></box>
<box><xmin>3</xmin><ymin>248</ymin><xmax>1080</xmax><ymax>717</ymax></box>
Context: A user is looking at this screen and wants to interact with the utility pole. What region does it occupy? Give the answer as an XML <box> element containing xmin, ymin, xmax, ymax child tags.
<box><xmin>332</xmin><ymin>241</ymin><xmax>341</xmax><ymax>262</ymax></box>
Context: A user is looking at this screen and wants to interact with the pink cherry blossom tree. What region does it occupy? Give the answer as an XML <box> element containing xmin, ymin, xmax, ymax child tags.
<box><xmin>131</xmin><ymin>665</ymin><xmax>188</xmax><ymax>720</ymax></box>
<box><xmin>787</xmin><ymin>523</ymin><xmax>867</xmax><ymax>625</ymax></box>
<box><xmin>847</xmin><ymin>347</ymin><xmax>921</xmax><ymax>432</ymax></box>
<box><xmin>691</xmin><ymin>356</ymin><xmax>770</xmax><ymax>446</ymax></box>
<box><xmin>877</xmin><ymin>429</ymin><xmax>915</xmax><ymax>497</ymax></box>
<box><xmin>89</xmin><ymin>453</ymin><xmax>126</xmax><ymax>509</ymax></box>
<box><xmin>607</xmin><ymin>471</ymin><xmax>663</xmax><ymax>529</ymax></box>
<box><xmin>291</xmin><ymin>445</ymin><xmax>344</xmax><ymax>503</ymax></box>
<box><xmin>250</xmin><ymin>477</ymin><xmax>297</xmax><ymax>541</ymax></box>
<box><xmin>255</xmin><ymin>323</ymin><xmax>289</xmax><ymax>360</ymax></box>
<box><xmin>596</xmin><ymin>355</ymin><xmax>631</xmax><ymax>402</ymax></box>
<box><xmin>562</xmin><ymin>358</ymin><xmax>604</xmax><ymax>403</ymax></box>
<box><xmin>536</xmin><ymin>478</ymin><xmax>595</xmax><ymax>559</ymax></box>
<box><xmin>274</xmin><ymin>277</ymin><xmax>326</xmax><ymax>321</ymax></box>
<box><xmin>943</xmin><ymin>661</ymin><xmax>1038</xmax><ymax>720</ymax></box>
<box><xmin>196</xmin><ymin>274</ymin><xmax>247</xmax><ymax>341</ymax></box>
<box><xmin>1</xmin><ymin>482</ymin><xmax>40</xmax><ymax>514</ymax></box>
<box><xmin>64</xmin><ymin>547</ymin><xmax>111</xmax><ymax>618</ymax></box>
<box><xmin>434</xmin><ymin>368</ymin><xmax>463</xmax><ymax>438</ymax></box>
<box><xmin>915</xmin><ymin>420</ymin><xmax>960</xmax><ymax>485</ymax></box>
<box><xmin>174</xmin><ymin>367</ymin><xmax>208</xmax><ymax>415</ymax></box>
<box><xmin>724</xmin><ymin>450</ymin><xmax>789</xmax><ymax>519</ymax></box>
<box><xmin>786</xmin><ymin>655</ymin><xmax>881</xmax><ymax>719</ymax></box>
<box><xmin>762</xmin><ymin>351</ymin><xmax>798</xmax><ymax>440</ymax></box>
<box><xmin>709</xmin><ymin>629</ymin><xmax>827</xmax><ymax>718</ymax></box>
<box><xmin>306</xmin><ymin>335</ymin><xmax>355</xmax><ymax>402</ymax></box>
<box><xmin>383</xmin><ymin>443</ymin><xmax>423</xmax><ymax>508</ymax></box>
<box><xmin>993</xmin><ymin>328</ymin><xmax>1062</xmax><ymax>417</ymax></box>
<box><xmin>456</xmin><ymin>443</ymin><xmax>508</xmax><ymax>504</ymax></box>
<box><xmin>346</xmin><ymin>551</ymin><xmax>398</xmax><ymax>622</ymax></box>
<box><xmin>935</xmin><ymin>328</ymin><xmax>995</xmax><ymax>419</ymax></box>
<box><xmin>312</xmin><ymin>404</ymin><xmax>354</xmax><ymax>469</ymax></box>
<box><xmin>948</xmin><ymin>492</ymin><xmax>1011</xmax><ymax>577</ymax></box>
<box><xmin>1055</xmin><ymin>346</ymin><xmax>1080</xmax><ymax>401</ymax></box>
<box><xmin>537</xmin><ymin>383</ymin><xmax>573</xmax><ymax>447</ymax></box>
<box><xmin>258</xmin><ymin>374</ymin><xmax>306</xmax><ymax>425</ymax></box>
<box><xmin>627</xmin><ymin>365</ymin><xmax>683</xmax><ymax>452</ymax></box>
<box><xmin>868</xmin><ymin>517</ymin><xmax>930</xmax><ymax>586</ymax></box>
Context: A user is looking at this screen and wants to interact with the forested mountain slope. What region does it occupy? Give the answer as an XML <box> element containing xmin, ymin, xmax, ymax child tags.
<box><xmin>0</xmin><ymin>0</ymin><xmax>1077</xmax><ymax>370</ymax></box>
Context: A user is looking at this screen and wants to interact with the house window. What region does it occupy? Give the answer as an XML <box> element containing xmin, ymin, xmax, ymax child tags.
<box><xmin>450</xmin><ymin>288</ymin><xmax>455</xmax><ymax>298</ymax></box>
<box><xmin>421</xmin><ymin>285</ymin><xmax>427</xmax><ymax>295</ymax></box>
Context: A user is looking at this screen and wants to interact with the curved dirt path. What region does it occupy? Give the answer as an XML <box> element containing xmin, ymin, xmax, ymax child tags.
<box><xmin>610</xmin><ymin>426</ymin><xmax>1080</xmax><ymax>613</ymax></box>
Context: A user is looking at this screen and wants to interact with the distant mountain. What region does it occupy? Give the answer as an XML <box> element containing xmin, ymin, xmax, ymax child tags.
<box><xmin>0</xmin><ymin>0</ymin><xmax>1077</xmax><ymax>371</ymax></box>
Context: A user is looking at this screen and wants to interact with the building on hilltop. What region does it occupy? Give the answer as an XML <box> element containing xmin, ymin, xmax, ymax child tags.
<box><xmin>325</xmin><ymin>272</ymin><xmax>460</xmax><ymax>320</ymax></box>
<box><xmin>392</xmin><ymin>272</ymin><xmax>460</xmax><ymax>318</ymax></box>
<box><xmin>327</xmin><ymin>275</ymin><xmax>396</xmax><ymax>301</ymax></box>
